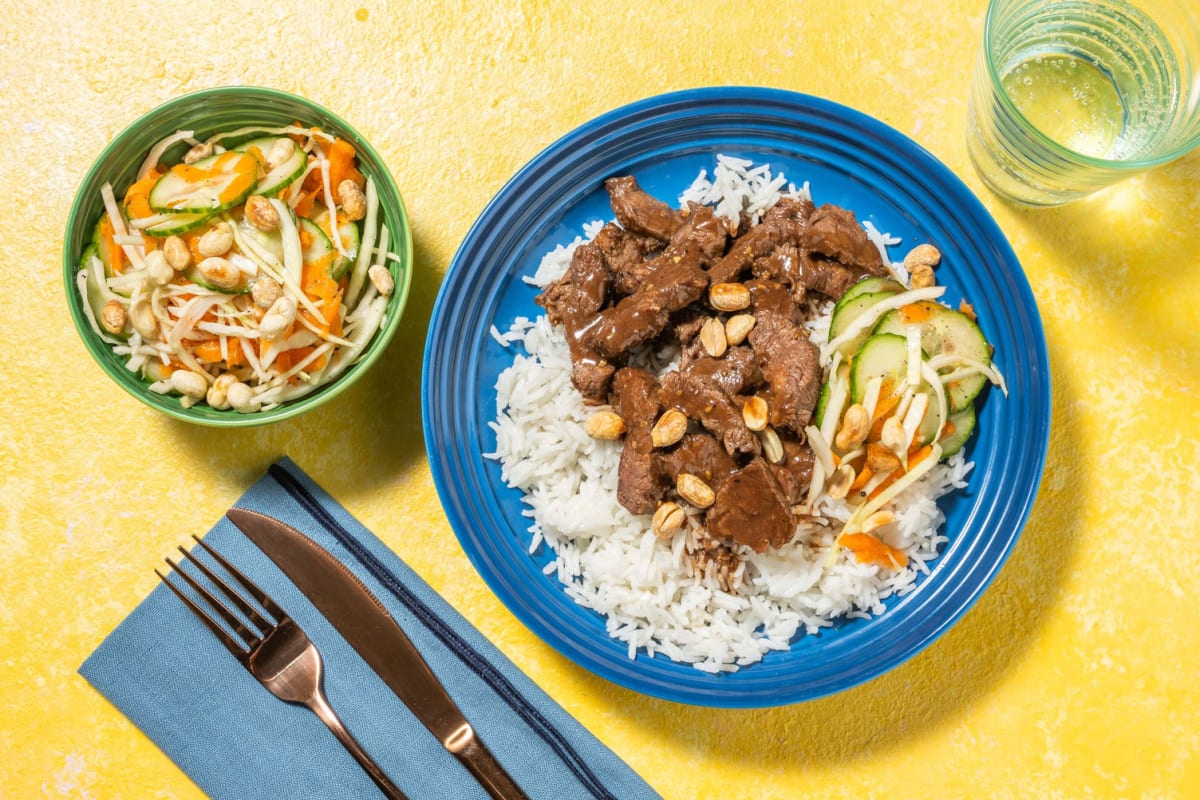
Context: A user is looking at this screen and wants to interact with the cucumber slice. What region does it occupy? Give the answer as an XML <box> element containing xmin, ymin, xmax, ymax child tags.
<box><xmin>139</xmin><ymin>209</ymin><xmax>219</xmax><ymax>237</ymax></box>
<box><xmin>92</xmin><ymin>219</ymin><xmax>116</xmax><ymax>279</ymax></box>
<box><xmin>234</xmin><ymin>137</ymin><xmax>307</xmax><ymax>197</ymax></box>
<box><xmin>148</xmin><ymin>150</ymin><xmax>259</xmax><ymax>214</ymax></box>
<box><xmin>814</xmin><ymin>380</ymin><xmax>831</xmax><ymax>429</ymax></box>
<box><xmin>872</xmin><ymin>300</ymin><xmax>991</xmax><ymax>411</ymax></box>
<box><xmin>237</xmin><ymin>216</ymin><xmax>334</xmax><ymax>274</ymax></box>
<box><xmin>849</xmin><ymin>333</ymin><xmax>910</xmax><ymax>403</ymax></box>
<box><xmin>938</xmin><ymin>403</ymin><xmax>976</xmax><ymax>457</ymax></box>
<box><xmin>310</xmin><ymin>204</ymin><xmax>360</xmax><ymax>279</ymax></box>
<box><xmin>829</xmin><ymin>290</ymin><xmax>899</xmax><ymax>358</ymax></box>
<box><xmin>835</xmin><ymin>276</ymin><xmax>904</xmax><ymax>309</ymax></box>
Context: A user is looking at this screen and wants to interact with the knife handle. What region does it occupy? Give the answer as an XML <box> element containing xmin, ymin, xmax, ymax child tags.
<box><xmin>448</xmin><ymin>727</ymin><xmax>529</xmax><ymax>800</ymax></box>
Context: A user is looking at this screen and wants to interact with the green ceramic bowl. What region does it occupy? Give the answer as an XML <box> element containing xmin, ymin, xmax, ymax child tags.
<box><xmin>63</xmin><ymin>86</ymin><xmax>412</xmax><ymax>426</ymax></box>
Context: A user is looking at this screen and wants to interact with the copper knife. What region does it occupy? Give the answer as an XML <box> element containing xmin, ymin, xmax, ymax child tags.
<box><xmin>226</xmin><ymin>508</ymin><xmax>529</xmax><ymax>800</ymax></box>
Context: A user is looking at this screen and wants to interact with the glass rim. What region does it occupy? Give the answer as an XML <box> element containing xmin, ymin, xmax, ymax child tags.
<box><xmin>983</xmin><ymin>0</ymin><xmax>1200</xmax><ymax>171</ymax></box>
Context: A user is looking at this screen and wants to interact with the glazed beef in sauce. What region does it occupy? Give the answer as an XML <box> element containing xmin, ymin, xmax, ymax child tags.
<box><xmin>536</xmin><ymin>176</ymin><xmax>886</xmax><ymax>557</ymax></box>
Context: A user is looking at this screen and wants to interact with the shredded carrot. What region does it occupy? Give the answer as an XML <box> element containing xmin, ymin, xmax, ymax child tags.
<box><xmin>293</xmin><ymin>186</ymin><xmax>319</xmax><ymax>218</ymax></box>
<box><xmin>899</xmin><ymin>301</ymin><xmax>934</xmax><ymax>324</ymax></box>
<box><xmin>841</xmin><ymin>533</ymin><xmax>908</xmax><ymax>570</ymax></box>
<box><xmin>194</xmin><ymin>338</ymin><xmax>245</xmax><ymax>367</ymax></box>
<box><xmin>326</xmin><ymin>138</ymin><xmax>363</xmax><ymax>192</ymax></box>
<box><xmin>301</xmin><ymin>254</ymin><xmax>343</xmax><ymax>337</ymax></box>
<box><xmin>849</xmin><ymin>465</ymin><xmax>874</xmax><ymax>493</ymax></box>
<box><xmin>122</xmin><ymin>169</ymin><xmax>161</xmax><ymax>220</ymax></box>
<box><xmin>98</xmin><ymin>217</ymin><xmax>126</xmax><ymax>274</ymax></box>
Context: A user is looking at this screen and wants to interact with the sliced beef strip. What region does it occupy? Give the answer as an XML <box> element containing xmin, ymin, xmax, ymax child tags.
<box><xmin>683</xmin><ymin>347</ymin><xmax>761</xmax><ymax>397</ymax></box>
<box><xmin>656</xmin><ymin>432</ymin><xmax>738</xmax><ymax>489</ymax></box>
<box><xmin>605</xmin><ymin>175</ymin><xmax>684</xmax><ymax>243</ymax></box>
<box><xmin>747</xmin><ymin>310</ymin><xmax>822</xmax><ymax>433</ymax></box>
<box><xmin>586</xmin><ymin>246</ymin><xmax>708</xmax><ymax>360</ymax></box>
<box><xmin>766</xmin><ymin>436</ymin><xmax>816</xmax><ymax>505</ymax></box>
<box><xmin>795</xmin><ymin>252</ymin><xmax>859</xmax><ymax>301</ymax></box>
<box><xmin>707</xmin><ymin>457</ymin><xmax>796</xmax><ymax>552</ymax></box>
<box><xmin>535</xmin><ymin>242</ymin><xmax>615</xmax><ymax>402</ymax></box>
<box><xmin>752</xmin><ymin>244</ymin><xmax>807</xmax><ymax>304</ymax></box>
<box><xmin>746</xmin><ymin>278</ymin><xmax>799</xmax><ymax>322</ymax></box>
<box><xmin>593</xmin><ymin>222</ymin><xmax>662</xmax><ymax>297</ymax></box>
<box><xmin>708</xmin><ymin>196</ymin><xmax>813</xmax><ymax>284</ymax></box>
<box><xmin>611</xmin><ymin>367</ymin><xmax>667</xmax><ymax>515</ymax></box>
<box><xmin>659</xmin><ymin>369</ymin><xmax>760</xmax><ymax>457</ymax></box>
<box><xmin>668</xmin><ymin>202</ymin><xmax>728</xmax><ymax>265</ymax></box>
<box><xmin>802</xmin><ymin>204</ymin><xmax>886</xmax><ymax>276</ymax></box>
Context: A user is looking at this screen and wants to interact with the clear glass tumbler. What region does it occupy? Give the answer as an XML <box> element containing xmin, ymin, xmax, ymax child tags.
<box><xmin>967</xmin><ymin>0</ymin><xmax>1200</xmax><ymax>206</ymax></box>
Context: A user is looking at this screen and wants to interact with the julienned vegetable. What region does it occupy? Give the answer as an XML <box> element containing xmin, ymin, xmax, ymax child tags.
<box><xmin>76</xmin><ymin>124</ymin><xmax>399</xmax><ymax>413</ymax></box>
<box><xmin>810</xmin><ymin>247</ymin><xmax>1008</xmax><ymax>569</ymax></box>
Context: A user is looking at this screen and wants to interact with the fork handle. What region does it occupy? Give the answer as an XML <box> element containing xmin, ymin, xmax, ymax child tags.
<box><xmin>307</xmin><ymin>691</ymin><xmax>409</xmax><ymax>800</ymax></box>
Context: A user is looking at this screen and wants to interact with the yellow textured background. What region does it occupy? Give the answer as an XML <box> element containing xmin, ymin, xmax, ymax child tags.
<box><xmin>3</xmin><ymin>1</ymin><xmax>1198</xmax><ymax>798</ymax></box>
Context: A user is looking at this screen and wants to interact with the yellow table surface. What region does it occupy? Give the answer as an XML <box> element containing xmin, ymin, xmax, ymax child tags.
<box><xmin>3</xmin><ymin>1</ymin><xmax>1198</xmax><ymax>797</ymax></box>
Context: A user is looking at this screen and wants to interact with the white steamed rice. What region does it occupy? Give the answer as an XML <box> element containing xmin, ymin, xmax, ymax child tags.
<box><xmin>484</xmin><ymin>156</ymin><xmax>974</xmax><ymax>673</ymax></box>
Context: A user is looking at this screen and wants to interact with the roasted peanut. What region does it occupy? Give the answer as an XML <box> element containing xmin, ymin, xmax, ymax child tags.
<box><xmin>170</xmin><ymin>369</ymin><xmax>209</xmax><ymax>398</ymax></box>
<box><xmin>226</xmin><ymin>381</ymin><xmax>260</xmax><ymax>413</ymax></box>
<box><xmin>584</xmin><ymin>410</ymin><xmax>626</xmax><ymax>440</ymax></box>
<box><xmin>183</xmin><ymin>141</ymin><xmax>213</xmax><ymax>164</ymax></box>
<box><xmin>827</xmin><ymin>463</ymin><xmax>856</xmax><ymax>500</ymax></box>
<box><xmin>910</xmin><ymin>263</ymin><xmax>936</xmax><ymax>289</ymax></box>
<box><xmin>206</xmin><ymin>373</ymin><xmax>239</xmax><ymax>410</ymax></box>
<box><xmin>650</xmin><ymin>408</ymin><xmax>688</xmax><ymax>448</ymax></box>
<box><xmin>742</xmin><ymin>396</ymin><xmax>769</xmax><ymax>432</ymax></box>
<box><xmin>724</xmin><ymin>313</ymin><xmax>755</xmax><ymax>345</ymax></box>
<box><xmin>709</xmin><ymin>282</ymin><xmax>751</xmax><ymax>312</ymax></box>
<box><xmin>652</xmin><ymin>502</ymin><xmax>686</xmax><ymax>539</ymax></box>
<box><xmin>197</xmin><ymin>222</ymin><xmax>234</xmax><ymax>258</ymax></box>
<box><xmin>368</xmin><ymin>265</ymin><xmax>394</xmax><ymax>297</ymax></box>
<box><xmin>100</xmin><ymin>300</ymin><xmax>126</xmax><ymax>334</ymax></box>
<box><xmin>676</xmin><ymin>473</ymin><xmax>715</xmax><ymax>509</ymax></box>
<box><xmin>244</xmin><ymin>194</ymin><xmax>280</xmax><ymax>231</ymax></box>
<box><xmin>880</xmin><ymin>416</ymin><xmax>909</xmax><ymax>457</ymax></box>
<box><xmin>145</xmin><ymin>250</ymin><xmax>175</xmax><ymax>285</ymax></box>
<box><xmin>162</xmin><ymin>235</ymin><xmax>192</xmax><ymax>270</ymax></box>
<box><xmin>258</xmin><ymin>296</ymin><xmax>297</xmax><ymax>339</ymax></box>
<box><xmin>129</xmin><ymin>296</ymin><xmax>158</xmax><ymax>339</ymax></box>
<box><xmin>835</xmin><ymin>403</ymin><xmax>871</xmax><ymax>451</ymax></box>
<box><xmin>760</xmin><ymin>425</ymin><xmax>784</xmax><ymax>464</ymax></box>
<box><xmin>338</xmin><ymin>179</ymin><xmax>367</xmax><ymax>221</ymax></box>
<box><xmin>866</xmin><ymin>442</ymin><xmax>903</xmax><ymax>474</ymax></box>
<box><xmin>266</xmin><ymin>137</ymin><xmax>296</xmax><ymax>169</ymax></box>
<box><xmin>196</xmin><ymin>256</ymin><xmax>241</xmax><ymax>290</ymax></box>
<box><xmin>251</xmin><ymin>276</ymin><xmax>283</xmax><ymax>310</ymax></box>
<box><xmin>903</xmin><ymin>243</ymin><xmax>941</xmax><ymax>270</ymax></box>
<box><xmin>699</xmin><ymin>317</ymin><xmax>727</xmax><ymax>357</ymax></box>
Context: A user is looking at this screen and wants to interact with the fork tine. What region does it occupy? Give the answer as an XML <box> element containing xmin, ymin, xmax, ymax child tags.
<box><xmin>156</xmin><ymin>566</ymin><xmax>251</xmax><ymax>659</ymax></box>
<box><xmin>178</xmin><ymin>544</ymin><xmax>274</xmax><ymax>632</ymax></box>
<box><xmin>191</xmin><ymin>534</ymin><xmax>288</xmax><ymax>621</ymax></box>
<box><xmin>164</xmin><ymin>555</ymin><xmax>262</xmax><ymax>649</ymax></box>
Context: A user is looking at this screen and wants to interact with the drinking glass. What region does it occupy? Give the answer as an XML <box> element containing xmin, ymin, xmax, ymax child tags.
<box><xmin>967</xmin><ymin>0</ymin><xmax>1200</xmax><ymax>206</ymax></box>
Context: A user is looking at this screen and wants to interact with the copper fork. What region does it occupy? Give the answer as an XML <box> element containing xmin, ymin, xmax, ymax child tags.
<box><xmin>158</xmin><ymin>536</ymin><xmax>409</xmax><ymax>800</ymax></box>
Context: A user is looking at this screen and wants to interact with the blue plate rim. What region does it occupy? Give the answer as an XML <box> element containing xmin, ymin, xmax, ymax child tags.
<box><xmin>421</xmin><ymin>87</ymin><xmax>1051</xmax><ymax>707</ymax></box>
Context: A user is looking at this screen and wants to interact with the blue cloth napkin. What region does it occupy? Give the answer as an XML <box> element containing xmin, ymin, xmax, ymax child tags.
<box><xmin>80</xmin><ymin>457</ymin><xmax>660</xmax><ymax>800</ymax></box>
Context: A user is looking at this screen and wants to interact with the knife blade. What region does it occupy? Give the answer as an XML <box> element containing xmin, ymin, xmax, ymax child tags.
<box><xmin>226</xmin><ymin>508</ymin><xmax>528</xmax><ymax>800</ymax></box>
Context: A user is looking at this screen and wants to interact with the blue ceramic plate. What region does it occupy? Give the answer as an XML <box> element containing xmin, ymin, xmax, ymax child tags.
<box><xmin>422</xmin><ymin>88</ymin><xmax>1050</xmax><ymax>707</ymax></box>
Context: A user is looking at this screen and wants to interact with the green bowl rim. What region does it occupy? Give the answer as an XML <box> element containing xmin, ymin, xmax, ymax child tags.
<box><xmin>62</xmin><ymin>85</ymin><xmax>413</xmax><ymax>427</ymax></box>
